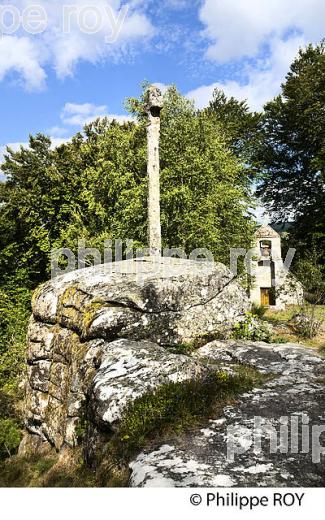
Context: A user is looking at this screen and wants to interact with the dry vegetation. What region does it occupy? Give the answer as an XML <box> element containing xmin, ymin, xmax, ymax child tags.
<box><xmin>264</xmin><ymin>305</ymin><xmax>325</xmax><ymax>352</ymax></box>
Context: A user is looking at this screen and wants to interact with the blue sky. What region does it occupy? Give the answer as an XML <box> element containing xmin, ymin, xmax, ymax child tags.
<box><xmin>0</xmin><ymin>0</ymin><xmax>324</xmax><ymax>170</ymax></box>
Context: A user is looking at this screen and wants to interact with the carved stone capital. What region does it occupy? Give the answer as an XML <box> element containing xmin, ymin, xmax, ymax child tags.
<box><xmin>145</xmin><ymin>85</ymin><xmax>163</xmax><ymax>116</ymax></box>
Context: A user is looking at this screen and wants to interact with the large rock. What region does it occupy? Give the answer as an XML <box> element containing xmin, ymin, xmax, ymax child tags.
<box><xmin>31</xmin><ymin>257</ymin><xmax>248</xmax><ymax>345</ymax></box>
<box><xmin>90</xmin><ymin>339</ymin><xmax>206</xmax><ymax>427</ymax></box>
<box><xmin>129</xmin><ymin>340</ymin><xmax>325</xmax><ymax>487</ymax></box>
<box><xmin>25</xmin><ymin>329</ymin><xmax>207</xmax><ymax>451</ymax></box>
<box><xmin>23</xmin><ymin>257</ymin><xmax>249</xmax><ymax>453</ymax></box>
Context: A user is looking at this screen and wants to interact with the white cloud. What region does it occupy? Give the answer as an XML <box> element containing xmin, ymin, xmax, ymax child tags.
<box><xmin>187</xmin><ymin>36</ymin><xmax>306</xmax><ymax>111</ymax></box>
<box><xmin>190</xmin><ymin>0</ymin><xmax>325</xmax><ymax>111</ymax></box>
<box><xmin>61</xmin><ymin>102</ymin><xmax>108</xmax><ymax>126</ymax></box>
<box><xmin>199</xmin><ymin>0</ymin><xmax>325</xmax><ymax>63</ymax></box>
<box><xmin>0</xmin><ymin>101</ymin><xmax>132</xmax><ymax>180</ymax></box>
<box><xmin>0</xmin><ymin>36</ymin><xmax>46</xmax><ymax>91</ymax></box>
<box><xmin>0</xmin><ymin>1</ymin><xmax>154</xmax><ymax>89</ymax></box>
<box><xmin>46</xmin><ymin>126</ymin><xmax>70</xmax><ymax>137</ymax></box>
<box><xmin>60</xmin><ymin>102</ymin><xmax>133</xmax><ymax>126</ymax></box>
<box><xmin>49</xmin><ymin>137</ymin><xmax>70</xmax><ymax>148</ymax></box>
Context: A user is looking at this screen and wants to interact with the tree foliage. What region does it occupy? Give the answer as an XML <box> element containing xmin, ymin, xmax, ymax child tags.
<box><xmin>206</xmin><ymin>88</ymin><xmax>261</xmax><ymax>172</ymax></box>
<box><xmin>0</xmin><ymin>87</ymin><xmax>255</xmax><ymax>285</ymax></box>
<box><xmin>0</xmin><ymin>87</ymin><xmax>257</xmax><ymax>462</ymax></box>
<box><xmin>257</xmin><ymin>41</ymin><xmax>325</xmax><ymax>262</ymax></box>
<box><xmin>0</xmin><ymin>283</ymin><xmax>30</xmax><ymax>461</ymax></box>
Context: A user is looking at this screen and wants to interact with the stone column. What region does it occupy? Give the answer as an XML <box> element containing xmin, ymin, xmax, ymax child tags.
<box><xmin>145</xmin><ymin>85</ymin><xmax>163</xmax><ymax>257</ymax></box>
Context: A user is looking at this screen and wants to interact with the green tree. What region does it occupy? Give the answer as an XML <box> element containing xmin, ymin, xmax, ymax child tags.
<box><xmin>257</xmin><ymin>41</ymin><xmax>325</xmax><ymax>262</ymax></box>
<box><xmin>125</xmin><ymin>86</ymin><xmax>256</xmax><ymax>261</ymax></box>
<box><xmin>159</xmin><ymin>87</ymin><xmax>255</xmax><ymax>260</ymax></box>
<box><xmin>0</xmin><ymin>134</ymin><xmax>83</xmax><ymax>285</ymax></box>
<box><xmin>294</xmin><ymin>250</ymin><xmax>325</xmax><ymax>305</ymax></box>
<box><xmin>0</xmin><ymin>87</ymin><xmax>257</xmax><ymax>466</ymax></box>
<box><xmin>1</xmin><ymin>86</ymin><xmax>256</xmax><ymax>284</ymax></box>
<box><xmin>206</xmin><ymin>88</ymin><xmax>261</xmax><ymax>173</ymax></box>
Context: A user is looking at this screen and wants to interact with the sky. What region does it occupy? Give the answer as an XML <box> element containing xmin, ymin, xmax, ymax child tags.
<box><xmin>0</xmin><ymin>0</ymin><xmax>324</xmax><ymax>191</ymax></box>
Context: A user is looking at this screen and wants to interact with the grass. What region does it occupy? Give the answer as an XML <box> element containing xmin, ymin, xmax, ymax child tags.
<box><xmin>263</xmin><ymin>304</ymin><xmax>325</xmax><ymax>351</ymax></box>
<box><xmin>0</xmin><ymin>452</ymin><xmax>103</xmax><ymax>488</ymax></box>
<box><xmin>318</xmin><ymin>344</ymin><xmax>325</xmax><ymax>355</ymax></box>
<box><xmin>0</xmin><ymin>364</ymin><xmax>270</xmax><ymax>487</ymax></box>
<box><xmin>264</xmin><ymin>305</ymin><xmax>325</xmax><ymax>324</ymax></box>
<box><xmin>108</xmin><ymin>365</ymin><xmax>270</xmax><ymax>463</ymax></box>
<box><xmin>0</xmin><ymin>455</ymin><xmax>58</xmax><ymax>487</ymax></box>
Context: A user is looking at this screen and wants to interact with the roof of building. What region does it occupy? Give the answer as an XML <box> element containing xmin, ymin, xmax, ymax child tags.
<box><xmin>255</xmin><ymin>224</ymin><xmax>280</xmax><ymax>238</ymax></box>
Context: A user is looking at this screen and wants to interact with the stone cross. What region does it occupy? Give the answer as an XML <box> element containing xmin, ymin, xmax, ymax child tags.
<box><xmin>145</xmin><ymin>85</ymin><xmax>163</xmax><ymax>257</ymax></box>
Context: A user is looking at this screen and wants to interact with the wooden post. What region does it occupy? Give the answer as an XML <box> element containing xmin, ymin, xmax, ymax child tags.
<box><xmin>145</xmin><ymin>85</ymin><xmax>163</xmax><ymax>257</ymax></box>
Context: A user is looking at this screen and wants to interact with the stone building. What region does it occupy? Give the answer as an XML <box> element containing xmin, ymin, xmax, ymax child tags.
<box><xmin>249</xmin><ymin>224</ymin><xmax>303</xmax><ymax>310</ymax></box>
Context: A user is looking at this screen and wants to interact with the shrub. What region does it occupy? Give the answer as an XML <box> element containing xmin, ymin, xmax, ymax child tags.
<box><xmin>251</xmin><ymin>303</ymin><xmax>268</xmax><ymax>319</ymax></box>
<box><xmin>0</xmin><ymin>418</ymin><xmax>21</xmax><ymax>460</ymax></box>
<box><xmin>0</xmin><ymin>284</ymin><xmax>31</xmax><ymax>461</ymax></box>
<box><xmin>290</xmin><ymin>312</ymin><xmax>323</xmax><ymax>339</ymax></box>
<box><xmin>0</xmin><ymin>285</ymin><xmax>31</xmax><ymax>392</ymax></box>
<box><xmin>232</xmin><ymin>312</ymin><xmax>272</xmax><ymax>342</ymax></box>
<box><xmin>274</xmin><ymin>336</ymin><xmax>289</xmax><ymax>344</ymax></box>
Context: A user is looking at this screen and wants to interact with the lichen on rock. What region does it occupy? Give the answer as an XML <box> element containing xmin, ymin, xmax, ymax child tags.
<box><xmin>22</xmin><ymin>257</ymin><xmax>249</xmax><ymax>455</ymax></box>
<box><xmin>129</xmin><ymin>340</ymin><xmax>325</xmax><ymax>487</ymax></box>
